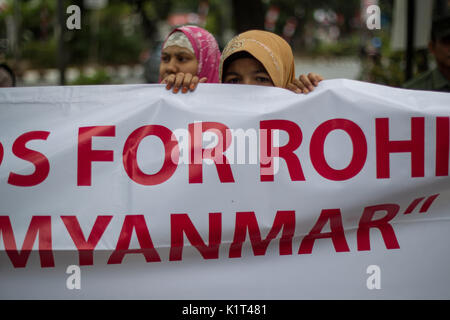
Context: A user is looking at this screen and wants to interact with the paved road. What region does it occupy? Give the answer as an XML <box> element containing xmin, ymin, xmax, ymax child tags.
<box><xmin>295</xmin><ymin>57</ymin><xmax>361</xmax><ymax>80</ymax></box>
<box><xmin>18</xmin><ymin>57</ymin><xmax>362</xmax><ymax>86</ymax></box>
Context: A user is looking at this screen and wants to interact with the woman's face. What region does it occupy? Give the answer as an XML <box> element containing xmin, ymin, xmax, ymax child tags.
<box><xmin>222</xmin><ymin>57</ymin><xmax>274</xmax><ymax>87</ymax></box>
<box><xmin>159</xmin><ymin>45</ymin><xmax>198</xmax><ymax>80</ymax></box>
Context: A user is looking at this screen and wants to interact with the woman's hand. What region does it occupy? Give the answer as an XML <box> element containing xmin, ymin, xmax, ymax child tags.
<box><xmin>161</xmin><ymin>72</ymin><xmax>207</xmax><ymax>93</ymax></box>
<box><xmin>287</xmin><ymin>73</ymin><xmax>324</xmax><ymax>94</ymax></box>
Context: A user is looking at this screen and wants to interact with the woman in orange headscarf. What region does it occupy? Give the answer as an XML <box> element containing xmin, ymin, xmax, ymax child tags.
<box><xmin>220</xmin><ymin>30</ymin><xmax>323</xmax><ymax>93</ymax></box>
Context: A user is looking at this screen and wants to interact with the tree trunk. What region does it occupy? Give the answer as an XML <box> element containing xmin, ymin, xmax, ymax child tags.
<box><xmin>231</xmin><ymin>0</ymin><xmax>265</xmax><ymax>33</ymax></box>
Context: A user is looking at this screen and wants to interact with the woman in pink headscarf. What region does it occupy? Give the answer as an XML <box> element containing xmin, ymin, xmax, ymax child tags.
<box><xmin>159</xmin><ymin>25</ymin><xmax>221</xmax><ymax>93</ymax></box>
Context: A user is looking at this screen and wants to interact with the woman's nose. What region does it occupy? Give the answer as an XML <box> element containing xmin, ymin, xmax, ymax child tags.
<box><xmin>164</xmin><ymin>58</ymin><xmax>178</xmax><ymax>74</ymax></box>
<box><xmin>243</xmin><ymin>78</ymin><xmax>257</xmax><ymax>85</ymax></box>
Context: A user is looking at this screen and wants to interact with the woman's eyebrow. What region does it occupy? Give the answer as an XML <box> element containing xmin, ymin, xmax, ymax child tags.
<box><xmin>175</xmin><ymin>52</ymin><xmax>194</xmax><ymax>57</ymax></box>
<box><xmin>253</xmin><ymin>69</ymin><xmax>270</xmax><ymax>75</ymax></box>
<box><xmin>175</xmin><ymin>48</ymin><xmax>195</xmax><ymax>55</ymax></box>
<box><xmin>223</xmin><ymin>71</ymin><xmax>240</xmax><ymax>77</ymax></box>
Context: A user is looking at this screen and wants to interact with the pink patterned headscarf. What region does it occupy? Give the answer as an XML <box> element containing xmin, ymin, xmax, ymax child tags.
<box><xmin>161</xmin><ymin>25</ymin><xmax>221</xmax><ymax>83</ymax></box>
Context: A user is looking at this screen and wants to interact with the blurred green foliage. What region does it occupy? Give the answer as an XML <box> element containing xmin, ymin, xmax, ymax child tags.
<box><xmin>69</xmin><ymin>68</ymin><xmax>112</xmax><ymax>85</ymax></box>
<box><xmin>65</xmin><ymin>1</ymin><xmax>147</xmax><ymax>66</ymax></box>
<box><xmin>0</xmin><ymin>0</ymin><xmax>418</xmax><ymax>88</ymax></box>
<box><xmin>21</xmin><ymin>38</ymin><xmax>57</xmax><ymax>69</ymax></box>
<box><xmin>357</xmin><ymin>20</ymin><xmax>407</xmax><ymax>87</ymax></box>
<box><xmin>359</xmin><ymin>51</ymin><xmax>406</xmax><ymax>87</ymax></box>
<box><xmin>1</xmin><ymin>0</ymin><xmax>147</xmax><ymax>69</ymax></box>
<box><xmin>308</xmin><ymin>35</ymin><xmax>361</xmax><ymax>57</ymax></box>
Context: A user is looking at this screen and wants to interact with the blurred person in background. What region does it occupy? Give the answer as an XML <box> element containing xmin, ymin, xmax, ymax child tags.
<box><xmin>160</xmin><ymin>25</ymin><xmax>221</xmax><ymax>93</ymax></box>
<box><xmin>404</xmin><ymin>15</ymin><xmax>450</xmax><ymax>92</ymax></box>
<box><xmin>144</xmin><ymin>41</ymin><xmax>163</xmax><ymax>84</ymax></box>
<box><xmin>0</xmin><ymin>63</ymin><xmax>16</xmax><ymax>88</ymax></box>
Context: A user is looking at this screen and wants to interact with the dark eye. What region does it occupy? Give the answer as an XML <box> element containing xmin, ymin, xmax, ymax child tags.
<box><xmin>225</xmin><ymin>77</ymin><xmax>240</xmax><ymax>84</ymax></box>
<box><xmin>161</xmin><ymin>55</ymin><xmax>170</xmax><ymax>63</ymax></box>
<box><xmin>256</xmin><ymin>76</ymin><xmax>270</xmax><ymax>83</ymax></box>
<box><xmin>177</xmin><ymin>55</ymin><xmax>191</xmax><ymax>63</ymax></box>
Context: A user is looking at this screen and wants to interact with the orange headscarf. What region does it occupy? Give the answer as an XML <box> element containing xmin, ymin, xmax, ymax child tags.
<box><xmin>220</xmin><ymin>30</ymin><xmax>296</xmax><ymax>88</ymax></box>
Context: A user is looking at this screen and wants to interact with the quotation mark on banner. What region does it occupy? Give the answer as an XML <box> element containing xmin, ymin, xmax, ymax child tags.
<box><xmin>66</xmin><ymin>265</ymin><xmax>81</xmax><ymax>290</ymax></box>
<box><xmin>366</xmin><ymin>265</ymin><xmax>381</xmax><ymax>290</ymax></box>
<box><xmin>403</xmin><ymin>194</ymin><xmax>440</xmax><ymax>215</ymax></box>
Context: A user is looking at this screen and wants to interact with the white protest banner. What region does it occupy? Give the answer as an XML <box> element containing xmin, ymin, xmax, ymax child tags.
<box><xmin>0</xmin><ymin>80</ymin><xmax>449</xmax><ymax>300</ymax></box>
